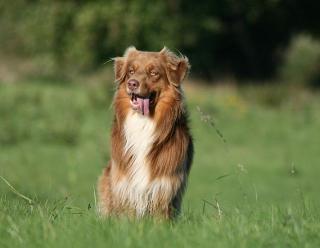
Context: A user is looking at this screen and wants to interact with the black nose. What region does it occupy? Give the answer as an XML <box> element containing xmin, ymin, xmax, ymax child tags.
<box><xmin>127</xmin><ymin>79</ymin><xmax>139</xmax><ymax>91</ymax></box>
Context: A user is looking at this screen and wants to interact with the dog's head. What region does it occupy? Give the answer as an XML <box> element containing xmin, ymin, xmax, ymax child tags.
<box><xmin>113</xmin><ymin>46</ymin><xmax>190</xmax><ymax>115</ymax></box>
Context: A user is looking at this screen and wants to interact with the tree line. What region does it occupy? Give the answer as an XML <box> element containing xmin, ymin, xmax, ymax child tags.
<box><xmin>0</xmin><ymin>0</ymin><xmax>319</xmax><ymax>82</ymax></box>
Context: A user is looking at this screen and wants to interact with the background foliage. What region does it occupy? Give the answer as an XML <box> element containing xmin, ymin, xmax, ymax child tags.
<box><xmin>1</xmin><ymin>0</ymin><xmax>320</xmax><ymax>83</ymax></box>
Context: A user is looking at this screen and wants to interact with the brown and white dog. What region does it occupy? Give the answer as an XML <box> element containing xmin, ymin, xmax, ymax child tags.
<box><xmin>98</xmin><ymin>46</ymin><xmax>193</xmax><ymax>219</ymax></box>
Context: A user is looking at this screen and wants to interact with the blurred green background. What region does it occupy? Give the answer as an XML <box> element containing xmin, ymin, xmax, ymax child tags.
<box><xmin>1</xmin><ymin>0</ymin><xmax>320</xmax><ymax>84</ymax></box>
<box><xmin>1</xmin><ymin>1</ymin><xmax>320</xmax><ymax>247</ymax></box>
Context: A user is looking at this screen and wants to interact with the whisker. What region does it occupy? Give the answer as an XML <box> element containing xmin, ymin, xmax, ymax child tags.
<box><xmin>102</xmin><ymin>58</ymin><xmax>114</xmax><ymax>65</ymax></box>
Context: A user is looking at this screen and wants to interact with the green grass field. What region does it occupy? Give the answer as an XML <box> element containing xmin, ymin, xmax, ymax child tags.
<box><xmin>1</xmin><ymin>81</ymin><xmax>320</xmax><ymax>247</ymax></box>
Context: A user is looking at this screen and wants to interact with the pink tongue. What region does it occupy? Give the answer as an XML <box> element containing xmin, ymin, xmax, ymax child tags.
<box><xmin>136</xmin><ymin>97</ymin><xmax>150</xmax><ymax>115</ymax></box>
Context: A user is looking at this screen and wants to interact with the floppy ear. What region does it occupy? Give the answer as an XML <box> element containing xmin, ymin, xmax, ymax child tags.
<box><xmin>123</xmin><ymin>46</ymin><xmax>137</xmax><ymax>57</ymax></box>
<box><xmin>114</xmin><ymin>57</ymin><xmax>126</xmax><ymax>83</ymax></box>
<box><xmin>160</xmin><ymin>47</ymin><xmax>190</xmax><ymax>86</ymax></box>
<box><xmin>114</xmin><ymin>46</ymin><xmax>138</xmax><ymax>83</ymax></box>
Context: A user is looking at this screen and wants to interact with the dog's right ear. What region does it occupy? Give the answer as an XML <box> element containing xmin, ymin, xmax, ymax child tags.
<box><xmin>114</xmin><ymin>57</ymin><xmax>126</xmax><ymax>83</ymax></box>
<box><xmin>114</xmin><ymin>46</ymin><xmax>138</xmax><ymax>83</ymax></box>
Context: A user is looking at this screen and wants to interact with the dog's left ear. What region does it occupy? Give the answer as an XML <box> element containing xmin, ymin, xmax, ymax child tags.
<box><xmin>160</xmin><ymin>47</ymin><xmax>190</xmax><ymax>86</ymax></box>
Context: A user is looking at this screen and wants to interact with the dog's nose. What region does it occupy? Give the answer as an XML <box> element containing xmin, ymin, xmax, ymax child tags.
<box><xmin>127</xmin><ymin>79</ymin><xmax>139</xmax><ymax>91</ymax></box>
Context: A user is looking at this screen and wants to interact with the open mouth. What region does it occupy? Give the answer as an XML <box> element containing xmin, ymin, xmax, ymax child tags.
<box><xmin>130</xmin><ymin>93</ymin><xmax>155</xmax><ymax>116</ymax></box>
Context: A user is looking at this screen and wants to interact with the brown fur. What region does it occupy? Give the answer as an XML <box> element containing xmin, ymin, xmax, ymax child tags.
<box><xmin>98</xmin><ymin>46</ymin><xmax>193</xmax><ymax>219</ymax></box>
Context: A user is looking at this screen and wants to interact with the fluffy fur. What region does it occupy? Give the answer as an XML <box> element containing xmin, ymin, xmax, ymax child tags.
<box><xmin>98</xmin><ymin>46</ymin><xmax>193</xmax><ymax>219</ymax></box>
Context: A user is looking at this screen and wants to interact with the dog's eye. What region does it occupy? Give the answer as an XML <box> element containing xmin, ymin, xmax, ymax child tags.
<box><xmin>128</xmin><ymin>69</ymin><xmax>135</xmax><ymax>75</ymax></box>
<box><xmin>150</xmin><ymin>71</ymin><xmax>158</xmax><ymax>76</ymax></box>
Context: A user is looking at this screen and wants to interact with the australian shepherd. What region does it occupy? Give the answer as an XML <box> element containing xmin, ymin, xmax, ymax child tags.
<box><xmin>98</xmin><ymin>46</ymin><xmax>193</xmax><ymax>219</ymax></box>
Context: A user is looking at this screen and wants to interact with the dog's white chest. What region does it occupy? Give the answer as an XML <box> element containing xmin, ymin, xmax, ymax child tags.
<box><xmin>123</xmin><ymin>110</ymin><xmax>155</xmax><ymax>170</ymax></box>
<box><xmin>117</xmin><ymin>111</ymin><xmax>156</xmax><ymax>215</ymax></box>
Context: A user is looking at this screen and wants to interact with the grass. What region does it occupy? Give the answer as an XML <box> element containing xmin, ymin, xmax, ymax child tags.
<box><xmin>1</xmin><ymin>81</ymin><xmax>320</xmax><ymax>247</ymax></box>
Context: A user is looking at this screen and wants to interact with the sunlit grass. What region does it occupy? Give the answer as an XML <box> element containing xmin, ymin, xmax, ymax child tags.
<box><xmin>1</xmin><ymin>82</ymin><xmax>320</xmax><ymax>247</ymax></box>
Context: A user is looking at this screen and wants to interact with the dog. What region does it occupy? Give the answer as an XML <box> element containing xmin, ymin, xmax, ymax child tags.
<box><xmin>98</xmin><ymin>46</ymin><xmax>193</xmax><ymax>219</ymax></box>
